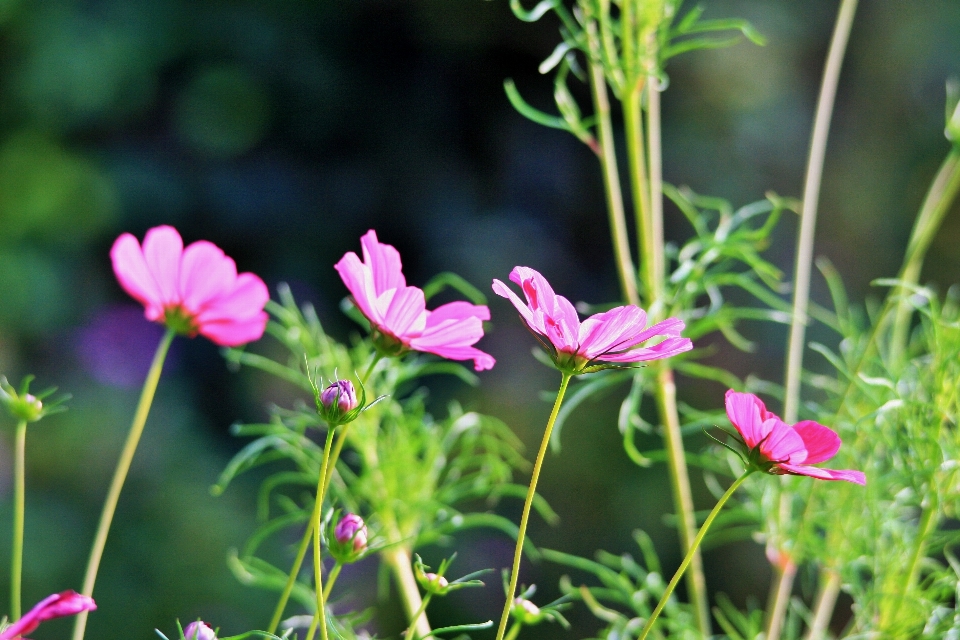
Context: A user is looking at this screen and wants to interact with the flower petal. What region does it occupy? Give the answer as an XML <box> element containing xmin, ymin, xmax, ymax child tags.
<box><xmin>725</xmin><ymin>390</ymin><xmax>767</xmax><ymax>449</ymax></box>
<box><xmin>492</xmin><ymin>278</ymin><xmax>538</xmax><ymax>329</ymax></box>
<box><xmin>596</xmin><ymin>337</ymin><xmax>693</xmax><ymax>362</ymax></box>
<box><xmin>335</xmin><ymin>251</ymin><xmax>380</xmax><ymax>324</ymax></box>
<box><xmin>578</xmin><ymin>306</ymin><xmax>646</xmax><ymax>357</ymax></box>
<box><xmin>1</xmin><ymin>591</ymin><xmax>96</xmax><ymax>640</ymax></box>
<box><xmin>379</xmin><ymin>286</ymin><xmax>427</xmax><ymax>339</ymax></box>
<box><xmin>777</xmin><ymin>463</ymin><xmax>866</xmax><ymax>485</ymax></box>
<box><xmin>110</xmin><ymin>233</ymin><xmax>164</xmax><ymax>320</ymax></box>
<box><xmin>141</xmin><ymin>226</ymin><xmax>184</xmax><ymax>308</ymax></box>
<box><xmin>791</xmin><ymin>420</ymin><xmax>841</xmax><ymax>464</ymax></box>
<box><xmin>760</xmin><ymin>419</ymin><xmax>807</xmax><ymax>464</ymax></box>
<box><xmin>196</xmin><ymin>273</ymin><xmax>270</xmax><ymax>323</ymax></box>
<box><xmin>360</xmin><ymin>229</ymin><xmax>406</xmax><ymax>295</ymax></box>
<box><xmin>198</xmin><ymin>312</ymin><xmax>269</xmax><ymax>347</ymax></box>
<box><xmin>178</xmin><ymin>240</ymin><xmax>237</xmax><ymax>313</ymax></box>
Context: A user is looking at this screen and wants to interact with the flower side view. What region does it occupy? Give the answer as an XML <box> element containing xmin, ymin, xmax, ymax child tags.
<box><xmin>724</xmin><ymin>390</ymin><xmax>865</xmax><ymax>485</ymax></box>
<box><xmin>111</xmin><ymin>225</ymin><xmax>269</xmax><ymax>347</ymax></box>
<box><xmin>182</xmin><ymin>621</ymin><xmax>217</xmax><ymax>640</ymax></box>
<box><xmin>335</xmin><ymin>230</ymin><xmax>495</xmax><ymax>371</ymax></box>
<box><xmin>0</xmin><ymin>591</ymin><xmax>96</xmax><ymax>640</ymax></box>
<box><xmin>492</xmin><ymin>266</ymin><xmax>692</xmax><ymax>374</ymax></box>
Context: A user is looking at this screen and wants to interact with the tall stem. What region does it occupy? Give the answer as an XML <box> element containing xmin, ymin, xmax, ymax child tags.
<box><xmin>624</xmin><ymin>87</ymin><xmax>654</xmax><ymax>290</ymax></box>
<box><xmin>403</xmin><ymin>592</ymin><xmax>433</xmax><ymax>640</ymax></box>
<box><xmin>586</xmin><ymin>22</ymin><xmax>639</xmax><ymax>307</ymax></box>
<box><xmin>773</xmin><ymin>3</ymin><xmax>857</xmax><ymax>636</ymax></box>
<box><xmin>805</xmin><ymin>570</ymin><xmax>841</xmax><ymax>640</ymax></box>
<box><xmin>494</xmin><ymin>372</ymin><xmax>572</xmax><ymax>640</ymax></box>
<box><xmin>305</xmin><ymin>562</ymin><xmax>343</xmax><ymax>640</ymax></box>
<box><xmin>890</xmin><ymin>149</ymin><xmax>960</xmax><ymax>362</ymax></box>
<box><xmin>10</xmin><ymin>419</ymin><xmax>26</xmax><ymax>621</ymax></box>
<box><xmin>382</xmin><ymin>546</ymin><xmax>432</xmax><ymax>639</ymax></box>
<box><xmin>72</xmin><ymin>328</ymin><xmax>175</xmax><ymax>640</ymax></box>
<box><xmin>638</xmin><ymin>469</ymin><xmax>754</xmax><ymax>640</ymax></box>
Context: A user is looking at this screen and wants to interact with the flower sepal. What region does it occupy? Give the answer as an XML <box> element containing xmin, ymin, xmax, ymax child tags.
<box><xmin>413</xmin><ymin>554</ymin><xmax>490</xmax><ymax>597</ymax></box>
<box><xmin>308</xmin><ymin>373</ymin><xmax>383</xmax><ymax>428</ymax></box>
<box><xmin>0</xmin><ymin>376</ymin><xmax>69</xmax><ymax>424</ymax></box>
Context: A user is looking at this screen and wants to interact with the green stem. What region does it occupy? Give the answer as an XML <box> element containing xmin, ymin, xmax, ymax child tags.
<box><xmin>804</xmin><ymin>570</ymin><xmax>840</xmax><ymax>640</ymax></box>
<box><xmin>403</xmin><ymin>592</ymin><xmax>433</xmax><ymax>640</ymax></box>
<box><xmin>774</xmin><ymin>3</ymin><xmax>858</xmax><ymax>636</ymax></box>
<box><xmin>586</xmin><ymin>21</ymin><xmax>639</xmax><ymax>308</ymax></box>
<box><xmin>10</xmin><ymin>419</ymin><xmax>26</xmax><ymax>621</ymax></box>
<box><xmin>624</xmin><ymin>86</ymin><xmax>653</xmax><ymax>292</ymax></box>
<box><xmin>382</xmin><ymin>546</ymin><xmax>432</xmax><ymax>638</ymax></box>
<box><xmin>878</xmin><ymin>496</ymin><xmax>937</xmax><ymax>631</ymax></box>
<box><xmin>504</xmin><ymin>621</ymin><xmax>522</xmax><ymax>640</ymax></box>
<box><xmin>638</xmin><ymin>469</ymin><xmax>754</xmax><ymax>640</ymax></box>
<box><xmin>305</xmin><ymin>562</ymin><xmax>343</xmax><ymax>640</ymax></box>
<box><xmin>266</xmin><ymin>423</ymin><xmax>340</xmax><ymax>635</ymax></box>
<box><xmin>72</xmin><ymin>328</ymin><xmax>175</xmax><ymax>640</ymax></box>
<box><xmin>494</xmin><ymin>372</ymin><xmax>572</xmax><ymax>640</ymax></box>
<box><xmin>890</xmin><ymin>148</ymin><xmax>960</xmax><ymax>363</ymax></box>
<box><xmin>362</xmin><ymin>352</ymin><xmax>384</xmax><ymax>384</ymax></box>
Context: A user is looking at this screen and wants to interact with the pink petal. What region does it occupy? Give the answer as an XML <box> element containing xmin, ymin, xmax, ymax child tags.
<box><xmin>196</xmin><ymin>273</ymin><xmax>269</xmax><ymax>321</ymax></box>
<box><xmin>725</xmin><ymin>390</ymin><xmax>767</xmax><ymax>448</ymax></box>
<box><xmin>492</xmin><ymin>278</ymin><xmax>538</xmax><ymax>329</ymax></box>
<box><xmin>198</xmin><ymin>311</ymin><xmax>269</xmax><ymax>347</ymax></box>
<box><xmin>378</xmin><ymin>286</ymin><xmax>427</xmax><ymax>339</ymax></box>
<box><xmin>760</xmin><ymin>419</ymin><xmax>807</xmax><ymax>464</ymax></box>
<box><xmin>542</xmin><ymin>294</ymin><xmax>581</xmax><ymax>354</ymax></box>
<box><xmin>360</xmin><ymin>230</ymin><xmax>406</xmax><ymax>295</ymax></box>
<box><xmin>426</xmin><ymin>301</ymin><xmax>490</xmax><ymax>324</ymax></box>
<box><xmin>141</xmin><ymin>226</ymin><xmax>184</xmax><ymax>308</ymax></box>
<box><xmin>335</xmin><ymin>252</ymin><xmax>380</xmax><ymax>324</ymax></box>
<box><xmin>414</xmin><ymin>315</ymin><xmax>484</xmax><ymax>349</ymax></box>
<box><xmin>1</xmin><ymin>591</ymin><xmax>96</xmax><ymax>639</ymax></box>
<box><xmin>110</xmin><ymin>233</ymin><xmax>164</xmax><ymax>320</ymax></box>
<box><xmin>178</xmin><ymin>241</ymin><xmax>237</xmax><ymax>313</ymax></box>
<box><xmin>778</xmin><ymin>463</ymin><xmax>866</xmax><ymax>485</ymax></box>
<box><xmin>412</xmin><ymin>343</ymin><xmax>496</xmax><ymax>371</ymax></box>
<box><xmin>578</xmin><ymin>306</ymin><xmax>647</xmax><ymax>357</ymax></box>
<box><xmin>791</xmin><ymin>420</ymin><xmax>841</xmax><ymax>464</ymax></box>
<box><xmin>509</xmin><ymin>266</ymin><xmax>558</xmax><ymax>314</ymax></box>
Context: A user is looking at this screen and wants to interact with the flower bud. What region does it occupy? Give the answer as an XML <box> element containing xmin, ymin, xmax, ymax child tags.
<box><xmin>321</xmin><ymin>380</ymin><xmax>358</xmax><ymax>414</ymax></box>
<box><xmin>511</xmin><ymin>597</ymin><xmax>545</xmax><ymax>625</ymax></box>
<box><xmin>334</xmin><ymin>513</ymin><xmax>367</xmax><ymax>552</ymax></box>
<box><xmin>0</xmin><ymin>377</ymin><xmax>59</xmax><ymax>423</ymax></box>
<box><xmin>423</xmin><ymin>573</ymin><xmax>449</xmax><ymax>589</ymax></box>
<box><xmin>183</xmin><ymin>621</ymin><xmax>217</xmax><ymax>640</ymax></box>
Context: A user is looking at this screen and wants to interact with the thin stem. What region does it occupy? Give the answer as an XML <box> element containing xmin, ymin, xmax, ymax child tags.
<box><xmin>804</xmin><ymin>570</ymin><xmax>841</xmax><ymax>640</ymax></box>
<box><xmin>305</xmin><ymin>562</ymin><xmax>343</xmax><ymax>640</ymax></box>
<box><xmin>362</xmin><ymin>352</ymin><xmax>384</xmax><ymax>384</ymax></box>
<box><xmin>764</xmin><ymin>558</ymin><xmax>798</xmax><ymax>640</ymax></box>
<box><xmin>403</xmin><ymin>592</ymin><xmax>433</xmax><ymax>640</ymax></box>
<box><xmin>890</xmin><ymin>149</ymin><xmax>960</xmax><ymax>363</ymax></box>
<box><xmin>72</xmin><ymin>328</ymin><xmax>175</xmax><ymax>640</ymax></box>
<box><xmin>646</xmin><ymin>72</ymin><xmax>665</xmax><ymax>296</ymax></box>
<box><xmin>586</xmin><ymin>20</ymin><xmax>639</xmax><ymax>307</ymax></box>
<box><xmin>624</xmin><ymin>87</ymin><xmax>654</xmax><ymax>292</ymax></box>
<box><xmin>494</xmin><ymin>372</ymin><xmax>572</xmax><ymax>640</ymax></box>
<box><xmin>878</xmin><ymin>496</ymin><xmax>937</xmax><ymax>632</ymax></box>
<box><xmin>10</xmin><ymin>419</ymin><xmax>26</xmax><ymax>621</ymax></box>
<box><xmin>638</xmin><ymin>469</ymin><xmax>754</xmax><ymax>640</ymax></box>
<box><xmin>504</xmin><ymin>621</ymin><xmax>522</xmax><ymax>640</ymax></box>
<box><xmin>266</xmin><ymin>423</ymin><xmax>338</xmax><ymax>635</ymax></box>
<box><xmin>774</xmin><ymin>3</ymin><xmax>857</xmax><ymax>635</ymax></box>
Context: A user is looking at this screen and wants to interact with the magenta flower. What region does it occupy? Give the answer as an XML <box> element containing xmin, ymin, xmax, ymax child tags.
<box><xmin>320</xmin><ymin>380</ymin><xmax>359</xmax><ymax>415</ymax></box>
<box><xmin>334</xmin><ymin>230</ymin><xmax>494</xmax><ymax>371</ymax></box>
<box><xmin>111</xmin><ymin>225</ymin><xmax>269</xmax><ymax>347</ymax></box>
<box><xmin>0</xmin><ymin>591</ymin><xmax>96</xmax><ymax>639</ymax></box>
<box><xmin>334</xmin><ymin>513</ymin><xmax>368</xmax><ymax>552</ymax></box>
<box><xmin>492</xmin><ymin>266</ymin><xmax>692</xmax><ymax>374</ymax></box>
<box><xmin>724</xmin><ymin>390</ymin><xmax>865</xmax><ymax>485</ymax></box>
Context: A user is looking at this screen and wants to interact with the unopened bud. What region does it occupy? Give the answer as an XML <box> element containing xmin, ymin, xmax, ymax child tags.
<box><xmin>321</xmin><ymin>380</ymin><xmax>358</xmax><ymax>413</ymax></box>
<box><xmin>424</xmin><ymin>573</ymin><xmax>449</xmax><ymax>589</ymax></box>
<box><xmin>514</xmin><ymin>598</ymin><xmax>540</xmax><ymax>616</ymax></box>
<box><xmin>334</xmin><ymin>513</ymin><xmax>367</xmax><ymax>553</ymax></box>
<box><xmin>183</xmin><ymin>621</ymin><xmax>217</xmax><ymax>640</ymax></box>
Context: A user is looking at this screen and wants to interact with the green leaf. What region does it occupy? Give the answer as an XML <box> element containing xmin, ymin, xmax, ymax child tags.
<box><xmin>504</xmin><ymin>79</ymin><xmax>568</xmax><ymax>130</ymax></box>
<box><xmin>421</xmin><ymin>271</ymin><xmax>488</xmax><ymax>305</ymax></box>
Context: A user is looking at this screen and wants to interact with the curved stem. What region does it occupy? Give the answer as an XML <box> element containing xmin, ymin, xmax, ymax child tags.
<box><xmin>72</xmin><ymin>328</ymin><xmax>175</xmax><ymax>640</ymax></box>
<box><xmin>638</xmin><ymin>469</ymin><xmax>754</xmax><ymax>640</ymax></box>
<box><xmin>362</xmin><ymin>352</ymin><xmax>384</xmax><ymax>384</ymax></box>
<box><xmin>10</xmin><ymin>419</ymin><xmax>26</xmax><ymax>621</ymax></box>
<box><xmin>494</xmin><ymin>372</ymin><xmax>572</xmax><ymax>640</ymax></box>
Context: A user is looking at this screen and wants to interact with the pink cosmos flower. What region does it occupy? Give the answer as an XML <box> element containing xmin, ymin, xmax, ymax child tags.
<box><xmin>111</xmin><ymin>225</ymin><xmax>269</xmax><ymax>347</ymax></box>
<box><xmin>0</xmin><ymin>591</ymin><xmax>96</xmax><ymax>640</ymax></box>
<box><xmin>492</xmin><ymin>266</ymin><xmax>692</xmax><ymax>374</ymax></box>
<box><xmin>334</xmin><ymin>230</ymin><xmax>494</xmax><ymax>371</ymax></box>
<box><xmin>183</xmin><ymin>621</ymin><xmax>217</xmax><ymax>640</ymax></box>
<box><xmin>724</xmin><ymin>390</ymin><xmax>865</xmax><ymax>485</ymax></box>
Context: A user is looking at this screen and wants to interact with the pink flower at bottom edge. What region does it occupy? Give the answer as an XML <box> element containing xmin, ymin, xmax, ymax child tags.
<box><xmin>334</xmin><ymin>230</ymin><xmax>495</xmax><ymax>371</ymax></box>
<box><xmin>111</xmin><ymin>225</ymin><xmax>269</xmax><ymax>347</ymax></box>
<box><xmin>0</xmin><ymin>591</ymin><xmax>96</xmax><ymax>640</ymax></box>
<box><xmin>492</xmin><ymin>266</ymin><xmax>692</xmax><ymax>374</ymax></box>
<box><xmin>724</xmin><ymin>390</ymin><xmax>865</xmax><ymax>485</ymax></box>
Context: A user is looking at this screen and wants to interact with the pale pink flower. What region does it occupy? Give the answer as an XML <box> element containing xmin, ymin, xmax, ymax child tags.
<box><xmin>334</xmin><ymin>230</ymin><xmax>494</xmax><ymax>371</ymax></box>
<box><xmin>183</xmin><ymin>621</ymin><xmax>217</xmax><ymax>640</ymax></box>
<box><xmin>724</xmin><ymin>390</ymin><xmax>865</xmax><ymax>485</ymax></box>
<box><xmin>0</xmin><ymin>591</ymin><xmax>96</xmax><ymax>639</ymax></box>
<box><xmin>111</xmin><ymin>225</ymin><xmax>268</xmax><ymax>347</ymax></box>
<box><xmin>492</xmin><ymin>266</ymin><xmax>692</xmax><ymax>373</ymax></box>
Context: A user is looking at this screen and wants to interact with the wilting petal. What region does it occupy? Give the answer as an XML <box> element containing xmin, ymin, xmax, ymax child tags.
<box><xmin>360</xmin><ymin>229</ymin><xmax>406</xmax><ymax>294</ymax></box>
<box><xmin>725</xmin><ymin>390</ymin><xmax>767</xmax><ymax>449</ymax></box>
<box><xmin>791</xmin><ymin>420</ymin><xmax>841</xmax><ymax>464</ymax></box>
<box><xmin>0</xmin><ymin>591</ymin><xmax>96</xmax><ymax>639</ymax></box>
<box><xmin>777</xmin><ymin>463</ymin><xmax>866</xmax><ymax>485</ymax></box>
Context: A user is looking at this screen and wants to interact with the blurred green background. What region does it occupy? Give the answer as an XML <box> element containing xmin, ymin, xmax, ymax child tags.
<box><xmin>0</xmin><ymin>0</ymin><xmax>957</xmax><ymax>637</ymax></box>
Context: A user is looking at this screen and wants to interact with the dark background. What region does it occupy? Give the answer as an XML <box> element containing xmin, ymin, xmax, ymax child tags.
<box><xmin>0</xmin><ymin>0</ymin><xmax>957</xmax><ymax>637</ymax></box>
